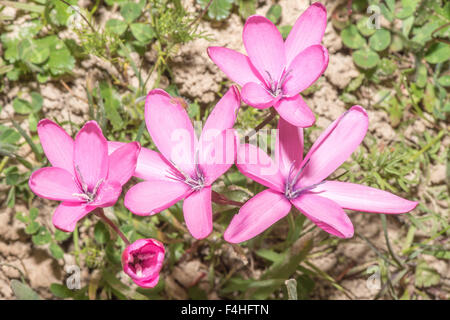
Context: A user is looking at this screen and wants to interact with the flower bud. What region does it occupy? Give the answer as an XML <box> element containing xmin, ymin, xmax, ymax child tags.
<box><xmin>122</xmin><ymin>238</ymin><xmax>165</xmax><ymax>288</ymax></box>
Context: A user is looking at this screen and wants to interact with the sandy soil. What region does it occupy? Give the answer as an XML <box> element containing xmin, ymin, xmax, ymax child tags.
<box><xmin>0</xmin><ymin>0</ymin><xmax>448</xmax><ymax>300</ymax></box>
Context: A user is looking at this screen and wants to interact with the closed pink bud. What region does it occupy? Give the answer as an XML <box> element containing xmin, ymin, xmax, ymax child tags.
<box><xmin>121</xmin><ymin>238</ymin><xmax>165</xmax><ymax>288</ymax></box>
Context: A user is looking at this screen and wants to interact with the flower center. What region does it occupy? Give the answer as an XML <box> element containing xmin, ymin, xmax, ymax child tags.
<box><xmin>167</xmin><ymin>163</ymin><xmax>205</xmax><ymax>192</ymax></box>
<box><xmin>284</xmin><ymin>160</ymin><xmax>322</xmax><ymax>200</ymax></box>
<box><xmin>265</xmin><ymin>68</ymin><xmax>292</xmax><ymax>98</ymax></box>
<box><xmin>129</xmin><ymin>252</ymin><xmax>156</xmax><ymax>278</ymax></box>
<box><xmin>72</xmin><ymin>166</ymin><xmax>103</xmax><ymax>203</ymax></box>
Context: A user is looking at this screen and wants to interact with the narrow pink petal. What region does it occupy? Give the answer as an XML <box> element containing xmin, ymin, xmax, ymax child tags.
<box><xmin>37</xmin><ymin>119</ymin><xmax>74</xmax><ymax>175</ymax></box>
<box><xmin>283</xmin><ymin>45</ymin><xmax>329</xmax><ymax>95</ymax></box>
<box><xmin>108</xmin><ymin>142</ymin><xmax>176</xmax><ymax>182</ymax></box>
<box><xmin>275</xmin><ymin>117</ymin><xmax>304</xmax><ymax>177</ymax></box>
<box><xmin>133</xmin><ymin>275</ymin><xmax>160</xmax><ymax>288</ymax></box>
<box><xmin>236</xmin><ymin>143</ymin><xmax>285</xmax><ymax>193</ymax></box>
<box><xmin>29</xmin><ymin>167</ymin><xmax>80</xmax><ymax>202</ymax></box>
<box><xmin>74</xmin><ymin>121</ymin><xmax>109</xmax><ymax>191</ymax></box>
<box><xmin>145</xmin><ymin>89</ymin><xmax>196</xmax><ymax>176</ymax></box>
<box><xmin>243</xmin><ymin>15</ymin><xmax>286</xmax><ymax>83</ymax></box>
<box><xmin>199</xmin><ymin>129</ymin><xmax>237</xmax><ymax>185</ymax></box>
<box><xmin>313</xmin><ymin>181</ymin><xmax>419</xmax><ymax>214</ymax></box>
<box><xmin>285</xmin><ymin>2</ymin><xmax>327</xmax><ymax>65</ymax></box>
<box><xmin>274</xmin><ymin>94</ymin><xmax>315</xmax><ymax>127</ymax></box>
<box><xmin>183</xmin><ymin>186</ymin><xmax>213</xmax><ymax>239</ymax></box>
<box><xmin>125</xmin><ymin>180</ymin><xmax>191</xmax><ymax>216</ymax></box>
<box><xmin>108</xmin><ymin>142</ymin><xmax>140</xmax><ymax>185</ymax></box>
<box><xmin>224</xmin><ymin>189</ymin><xmax>291</xmax><ymax>243</ymax></box>
<box><xmin>291</xmin><ymin>193</ymin><xmax>354</xmax><ymax>238</ymax></box>
<box><xmin>299</xmin><ymin>106</ymin><xmax>368</xmax><ymax>186</ymax></box>
<box><xmin>52</xmin><ymin>202</ymin><xmax>95</xmax><ymax>232</ymax></box>
<box><xmin>202</xmin><ymin>86</ymin><xmax>241</xmax><ymax>136</ymax></box>
<box><xmin>90</xmin><ymin>180</ymin><xmax>122</xmax><ymax>207</ymax></box>
<box><xmin>241</xmin><ymin>82</ymin><xmax>276</xmax><ymax>109</ymax></box>
<box><xmin>207</xmin><ymin>47</ymin><xmax>263</xmax><ymax>86</ymax></box>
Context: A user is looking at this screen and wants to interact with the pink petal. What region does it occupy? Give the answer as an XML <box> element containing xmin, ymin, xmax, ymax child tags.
<box><xmin>183</xmin><ymin>186</ymin><xmax>213</xmax><ymax>239</ymax></box>
<box><xmin>207</xmin><ymin>47</ymin><xmax>263</xmax><ymax>86</ymax></box>
<box><xmin>285</xmin><ymin>2</ymin><xmax>327</xmax><ymax>65</ymax></box>
<box><xmin>108</xmin><ymin>142</ymin><xmax>140</xmax><ymax>185</ymax></box>
<box><xmin>299</xmin><ymin>106</ymin><xmax>368</xmax><ymax>186</ymax></box>
<box><xmin>275</xmin><ymin>117</ymin><xmax>304</xmax><ymax>177</ymax></box>
<box><xmin>198</xmin><ymin>129</ymin><xmax>237</xmax><ymax>185</ymax></box>
<box><xmin>313</xmin><ymin>181</ymin><xmax>419</xmax><ymax>214</ymax></box>
<box><xmin>283</xmin><ymin>45</ymin><xmax>329</xmax><ymax>96</ymax></box>
<box><xmin>243</xmin><ymin>15</ymin><xmax>286</xmax><ymax>83</ymax></box>
<box><xmin>224</xmin><ymin>189</ymin><xmax>291</xmax><ymax>243</ymax></box>
<box><xmin>29</xmin><ymin>167</ymin><xmax>80</xmax><ymax>202</ymax></box>
<box><xmin>74</xmin><ymin>121</ymin><xmax>109</xmax><ymax>191</ymax></box>
<box><xmin>145</xmin><ymin>89</ymin><xmax>196</xmax><ymax>176</ymax></box>
<box><xmin>241</xmin><ymin>82</ymin><xmax>276</xmax><ymax>109</ymax></box>
<box><xmin>236</xmin><ymin>143</ymin><xmax>285</xmax><ymax>193</ymax></box>
<box><xmin>202</xmin><ymin>86</ymin><xmax>241</xmax><ymax>136</ymax></box>
<box><xmin>37</xmin><ymin>119</ymin><xmax>74</xmax><ymax>175</ymax></box>
<box><xmin>90</xmin><ymin>180</ymin><xmax>122</xmax><ymax>207</ymax></box>
<box><xmin>274</xmin><ymin>94</ymin><xmax>315</xmax><ymax>127</ymax></box>
<box><xmin>52</xmin><ymin>202</ymin><xmax>95</xmax><ymax>232</ymax></box>
<box><xmin>108</xmin><ymin>142</ymin><xmax>176</xmax><ymax>182</ymax></box>
<box><xmin>124</xmin><ymin>180</ymin><xmax>191</xmax><ymax>216</ymax></box>
<box><xmin>291</xmin><ymin>193</ymin><xmax>354</xmax><ymax>238</ymax></box>
<box><xmin>133</xmin><ymin>275</ymin><xmax>160</xmax><ymax>288</ymax></box>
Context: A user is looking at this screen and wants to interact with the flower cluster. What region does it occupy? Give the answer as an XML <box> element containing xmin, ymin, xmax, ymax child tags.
<box><xmin>28</xmin><ymin>4</ymin><xmax>417</xmax><ymax>288</ymax></box>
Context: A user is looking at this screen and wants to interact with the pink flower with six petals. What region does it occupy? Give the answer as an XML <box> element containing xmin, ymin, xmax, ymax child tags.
<box><xmin>120</xmin><ymin>86</ymin><xmax>241</xmax><ymax>240</ymax></box>
<box><xmin>29</xmin><ymin>120</ymin><xmax>140</xmax><ymax>232</ymax></box>
<box><xmin>225</xmin><ymin>106</ymin><xmax>418</xmax><ymax>243</ymax></box>
<box><xmin>122</xmin><ymin>238</ymin><xmax>165</xmax><ymax>288</ymax></box>
<box><xmin>208</xmin><ymin>3</ymin><xmax>328</xmax><ymax>127</ymax></box>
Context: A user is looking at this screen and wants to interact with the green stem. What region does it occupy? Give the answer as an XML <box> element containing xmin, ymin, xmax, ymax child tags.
<box><xmin>95</xmin><ymin>208</ymin><xmax>130</xmax><ymax>246</ymax></box>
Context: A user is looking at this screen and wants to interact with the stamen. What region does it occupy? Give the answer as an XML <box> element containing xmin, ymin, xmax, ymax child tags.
<box><xmin>75</xmin><ymin>165</ymin><xmax>88</xmax><ymax>194</ymax></box>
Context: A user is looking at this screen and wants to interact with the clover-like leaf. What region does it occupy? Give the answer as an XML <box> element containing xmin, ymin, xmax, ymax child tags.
<box><xmin>369</xmin><ymin>29</ymin><xmax>391</xmax><ymax>52</ymax></box>
<box><xmin>106</xmin><ymin>19</ymin><xmax>128</xmax><ymax>36</ymax></box>
<box><xmin>266</xmin><ymin>4</ymin><xmax>282</xmax><ymax>24</ymax></box>
<box><xmin>198</xmin><ymin>0</ymin><xmax>234</xmax><ymax>21</ymax></box>
<box><xmin>120</xmin><ymin>2</ymin><xmax>141</xmax><ymax>23</ymax></box>
<box><xmin>19</xmin><ymin>39</ymin><xmax>50</xmax><ymax>65</ymax></box>
<box><xmin>357</xmin><ymin>17</ymin><xmax>376</xmax><ymax>37</ymax></box>
<box><xmin>425</xmin><ymin>42</ymin><xmax>450</xmax><ymax>64</ymax></box>
<box><xmin>352</xmin><ymin>48</ymin><xmax>380</xmax><ymax>69</ymax></box>
<box><xmin>341</xmin><ymin>25</ymin><xmax>366</xmax><ymax>49</ymax></box>
<box><xmin>130</xmin><ymin>23</ymin><xmax>155</xmax><ymax>44</ymax></box>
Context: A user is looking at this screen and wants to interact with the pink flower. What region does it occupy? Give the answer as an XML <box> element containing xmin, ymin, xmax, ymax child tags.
<box><xmin>224</xmin><ymin>106</ymin><xmax>418</xmax><ymax>243</ymax></box>
<box><xmin>122</xmin><ymin>238</ymin><xmax>165</xmax><ymax>288</ymax></box>
<box><xmin>118</xmin><ymin>86</ymin><xmax>241</xmax><ymax>240</ymax></box>
<box><xmin>29</xmin><ymin>120</ymin><xmax>140</xmax><ymax>232</ymax></box>
<box><xmin>208</xmin><ymin>3</ymin><xmax>328</xmax><ymax>127</ymax></box>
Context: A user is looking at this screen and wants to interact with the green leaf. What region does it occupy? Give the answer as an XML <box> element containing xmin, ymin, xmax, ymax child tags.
<box><xmin>415</xmin><ymin>261</ymin><xmax>440</xmax><ymax>288</ymax></box>
<box><xmin>50</xmin><ymin>243</ymin><xmax>64</xmax><ymax>259</ymax></box>
<box><xmin>390</xmin><ymin>34</ymin><xmax>404</xmax><ymax>52</ymax></box>
<box><xmin>425</xmin><ymin>42</ymin><xmax>450</xmax><ymax>64</ymax></box>
<box><xmin>341</xmin><ymin>25</ymin><xmax>366</xmax><ymax>49</ymax></box>
<box><xmin>198</xmin><ymin>0</ymin><xmax>234</xmax><ymax>21</ymax></box>
<box><xmin>10</xmin><ymin>280</ymin><xmax>41</xmax><ymax>300</ymax></box>
<box><xmin>415</xmin><ymin>63</ymin><xmax>427</xmax><ymax>88</ymax></box>
<box><xmin>238</xmin><ymin>0</ymin><xmax>255</xmax><ymax>20</ymax></box>
<box><xmin>54</xmin><ymin>230</ymin><xmax>71</xmax><ymax>242</ymax></box>
<box><xmin>357</xmin><ymin>17</ymin><xmax>376</xmax><ymax>37</ymax></box>
<box><xmin>369</xmin><ymin>29</ymin><xmax>391</xmax><ymax>52</ymax></box>
<box><xmin>102</xmin><ymin>271</ymin><xmax>149</xmax><ymax>300</ymax></box>
<box><xmin>278</xmin><ymin>25</ymin><xmax>292</xmax><ymax>40</ymax></box>
<box><xmin>438</xmin><ymin>75</ymin><xmax>450</xmax><ymax>87</ymax></box>
<box><xmin>19</xmin><ymin>39</ymin><xmax>49</xmax><ymax>65</ymax></box>
<box><xmin>130</xmin><ymin>23</ymin><xmax>155</xmax><ymax>44</ymax></box>
<box><xmin>25</xmin><ymin>221</ymin><xmax>40</xmax><ymax>235</ymax></box>
<box><xmin>105</xmin><ymin>19</ymin><xmax>128</xmax><ymax>36</ymax></box>
<box><xmin>30</xmin><ymin>92</ymin><xmax>43</xmax><ymax>112</ymax></box>
<box><xmin>12</xmin><ymin>98</ymin><xmax>32</xmax><ymax>115</ymax></box>
<box><xmin>28</xmin><ymin>113</ymin><xmax>38</xmax><ymax>132</ymax></box>
<box><xmin>32</xmin><ymin>226</ymin><xmax>52</xmax><ymax>245</ymax></box>
<box><xmin>100</xmin><ymin>82</ymin><xmax>123</xmax><ymax>130</ymax></box>
<box><xmin>352</xmin><ymin>48</ymin><xmax>380</xmax><ymax>69</ymax></box>
<box><xmin>266</xmin><ymin>4</ymin><xmax>282</xmax><ymax>24</ymax></box>
<box><xmin>0</xmin><ymin>64</ymin><xmax>13</xmax><ymax>75</ymax></box>
<box><xmin>0</xmin><ymin>0</ymin><xmax>44</xmax><ymax>14</ymax></box>
<box><xmin>50</xmin><ymin>283</ymin><xmax>74</xmax><ymax>299</ymax></box>
<box><xmin>120</xmin><ymin>2</ymin><xmax>141</xmax><ymax>23</ymax></box>
<box><xmin>396</xmin><ymin>0</ymin><xmax>420</xmax><ymax>19</ymax></box>
<box><xmin>15</xmin><ymin>212</ymin><xmax>28</xmax><ymax>223</ymax></box>
<box><xmin>94</xmin><ymin>221</ymin><xmax>110</xmax><ymax>244</ymax></box>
